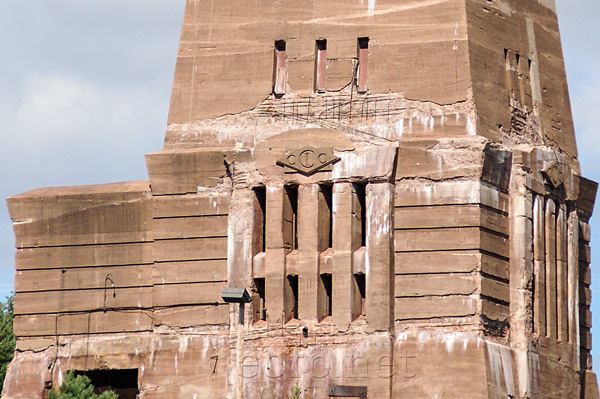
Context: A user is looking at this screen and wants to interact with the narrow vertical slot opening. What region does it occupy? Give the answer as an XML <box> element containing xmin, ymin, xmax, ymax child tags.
<box><xmin>353</xmin><ymin>183</ymin><xmax>367</xmax><ymax>247</ymax></box>
<box><xmin>253</xmin><ymin>277</ymin><xmax>266</xmax><ymax>322</ymax></box>
<box><xmin>253</xmin><ymin>186</ymin><xmax>266</xmax><ymax>254</ymax></box>
<box><xmin>515</xmin><ymin>52</ymin><xmax>526</xmax><ymax>105</ymax></box>
<box><xmin>315</xmin><ymin>39</ymin><xmax>327</xmax><ymax>93</ymax></box>
<box><xmin>273</xmin><ymin>40</ymin><xmax>287</xmax><ymax>96</ymax></box>
<box><xmin>354</xmin><ymin>273</ymin><xmax>366</xmax><ymax>318</ymax></box>
<box><xmin>504</xmin><ymin>49</ymin><xmax>512</xmax><ymax>100</ymax></box>
<box><xmin>287</xmin><ymin>275</ymin><xmax>299</xmax><ymax>320</ymax></box>
<box><xmin>319</xmin><ymin>184</ymin><xmax>333</xmax><ymax>250</ymax></box>
<box><xmin>357</xmin><ymin>37</ymin><xmax>369</xmax><ymax>93</ymax></box>
<box><xmin>284</xmin><ymin>185</ymin><xmax>299</xmax><ymax>252</ymax></box>
<box><xmin>528</xmin><ymin>58</ymin><xmax>533</xmax><ymax>74</ymax></box>
<box><xmin>321</xmin><ymin>273</ymin><xmax>333</xmax><ymax>318</ymax></box>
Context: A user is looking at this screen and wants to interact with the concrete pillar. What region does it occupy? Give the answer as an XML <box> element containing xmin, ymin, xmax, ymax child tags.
<box><xmin>567</xmin><ymin>211</ymin><xmax>579</xmax><ymax>353</ymax></box>
<box><xmin>545</xmin><ymin>198</ymin><xmax>557</xmax><ymax>339</ymax></box>
<box><xmin>265</xmin><ymin>185</ymin><xmax>286</xmax><ymax>325</ymax></box>
<box><xmin>533</xmin><ymin>195</ymin><xmax>546</xmax><ymax>336</ymax></box>
<box><xmin>332</xmin><ymin>183</ymin><xmax>353</xmax><ymax>330</ymax></box>
<box><xmin>365</xmin><ymin>182</ymin><xmax>394</xmax><ymax>332</ymax></box>
<box><xmin>226</xmin><ymin>189</ymin><xmax>254</xmax><ymax>289</ymax></box>
<box><xmin>508</xmin><ymin>177</ymin><xmax>534</xmax><ymax>397</ymax></box>
<box><xmin>298</xmin><ymin>184</ymin><xmax>319</xmax><ymax>321</ymax></box>
<box><xmin>556</xmin><ymin>203</ymin><xmax>568</xmax><ymax>342</ymax></box>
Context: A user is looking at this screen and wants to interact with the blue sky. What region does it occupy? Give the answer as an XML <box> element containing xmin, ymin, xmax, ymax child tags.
<box><xmin>557</xmin><ymin>0</ymin><xmax>600</xmax><ymax>361</ymax></box>
<box><xmin>0</xmin><ymin>0</ymin><xmax>598</xmax><ymax>358</ymax></box>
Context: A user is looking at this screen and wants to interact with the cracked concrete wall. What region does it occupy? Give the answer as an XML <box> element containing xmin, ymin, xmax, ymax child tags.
<box><xmin>3</xmin><ymin>0</ymin><xmax>599</xmax><ymax>398</ymax></box>
<box><xmin>7</xmin><ymin>133</ymin><xmax>597</xmax><ymax>398</ymax></box>
<box><xmin>166</xmin><ymin>0</ymin><xmax>580</xmax><ymax>168</ymax></box>
<box><xmin>465</xmin><ymin>0</ymin><xmax>579</xmax><ymax>164</ymax></box>
<box><xmin>165</xmin><ymin>0</ymin><xmax>474</xmax><ymax>149</ymax></box>
<box><xmin>169</xmin><ymin>0</ymin><xmax>471</xmax><ymax>121</ymax></box>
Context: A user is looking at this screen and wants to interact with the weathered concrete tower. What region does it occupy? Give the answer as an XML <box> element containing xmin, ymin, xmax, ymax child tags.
<box><xmin>3</xmin><ymin>0</ymin><xmax>599</xmax><ymax>398</ymax></box>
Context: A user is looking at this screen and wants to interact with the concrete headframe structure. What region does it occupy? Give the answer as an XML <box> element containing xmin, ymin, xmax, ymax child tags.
<box><xmin>3</xmin><ymin>0</ymin><xmax>599</xmax><ymax>398</ymax></box>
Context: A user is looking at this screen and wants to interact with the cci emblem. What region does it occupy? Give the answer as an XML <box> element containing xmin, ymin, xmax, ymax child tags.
<box><xmin>277</xmin><ymin>146</ymin><xmax>340</xmax><ymax>175</ymax></box>
<box><xmin>542</xmin><ymin>161</ymin><xmax>567</xmax><ymax>188</ymax></box>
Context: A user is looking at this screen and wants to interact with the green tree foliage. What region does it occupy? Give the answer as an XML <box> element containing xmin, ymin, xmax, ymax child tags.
<box><xmin>290</xmin><ymin>381</ymin><xmax>302</xmax><ymax>399</ymax></box>
<box><xmin>48</xmin><ymin>371</ymin><xmax>118</xmax><ymax>399</ymax></box>
<box><xmin>0</xmin><ymin>295</ymin><xmax>15</xmax><ymax>393</ymax></box>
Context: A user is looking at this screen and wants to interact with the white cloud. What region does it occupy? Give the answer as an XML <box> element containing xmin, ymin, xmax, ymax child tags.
<box><xmin>0</xmin><ymin>3</ymin><xmax>184</xmax><ymax>294</ymax></box>
<box><xmin>9</xmin><ymin>72</ymin><xmax>165</xmax><ymax>149</ymax></box>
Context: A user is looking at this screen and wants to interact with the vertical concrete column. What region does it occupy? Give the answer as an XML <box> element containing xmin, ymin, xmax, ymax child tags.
<box><xmin>545</xmin><ymin>198</ymin><xmax>557</xmax><ymax>339</ymax></box>
<box><xmin>365</xmin><ymin>182</ymin><xmax>394</xmax><ymax>332</ymax></box>
<box><xmin>226</xmin><ymin>187</ymin><xmax>256</xmax><ymax>399</ymax></box>
<box><xmin>580</xmin><ymin>220</ymin><xmax>593</xmax><ymax>372</ymax></box>
<box><xmin>567</xmin><ymin>210</ymin><xmax>579</xmax><ymax>350</ymax></box>
<box><xmin>350</xmin><ymin>183</ymin><xmax>365</xmax><ymax>321</ymax></box>
<box><xmin>532</xmin><ymin>195</ymin><xmax>546</xmax><ymax>336</ymax></box>
<box><xmin>508</xmin><ymin>175</ymin><xmax>533</xmax><ymax>398</ymax></box>
<box><xmin>332</xmin><ymin>183</ymin><xmax>353</xmax><ymax>330</ymax></box>
<box><xmin>265</xmin><ymin>185</ymin><xmax>286</xmax><ymax>324</ymax></box>
<box><xmin>317</xmin><ymin>184</ymin><xmax>333</xmax><ymax>321</ymax></box>
<box><xmin>556</xmin><ymin>203</ymin><xmax>568</xmax><ymax>342</ymax></box>
<box><xmin>298</xmin><ymin>184</ymin><xmax>319</xmax><ymax>320</ymax></box>
<box><xmin>227</xmin><ymin>189</ymin><xmax>255</xmax><ymax>289</ymax></box>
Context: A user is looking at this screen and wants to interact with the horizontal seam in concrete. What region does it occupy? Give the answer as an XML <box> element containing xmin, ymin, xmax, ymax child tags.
<box><xmin>16</xmin><ymin>240</ymin><xmax>153</xmax><ymax>250</ymax></box>
<box><xmin>153</xmin><ymin>214</ymin><xmax>228</xmax><ymax>220</ymax></box>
